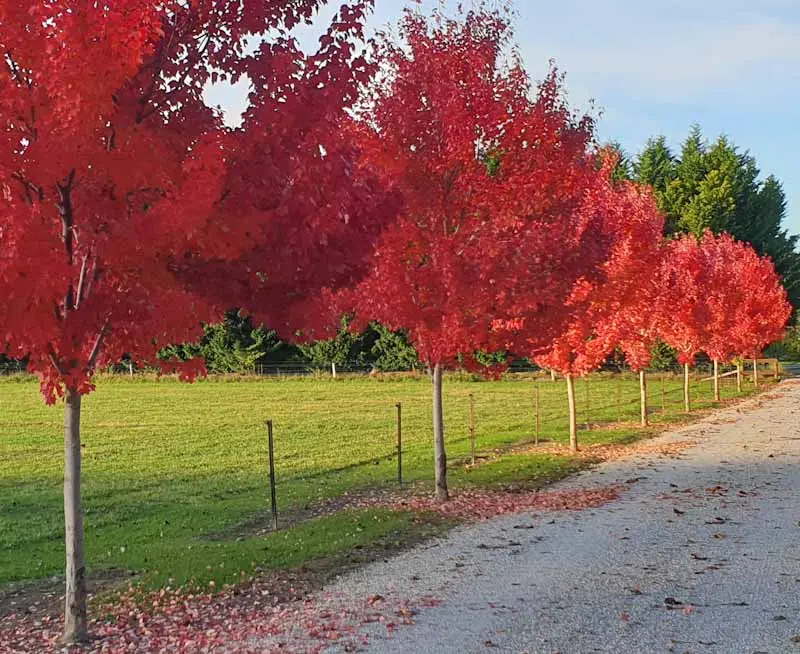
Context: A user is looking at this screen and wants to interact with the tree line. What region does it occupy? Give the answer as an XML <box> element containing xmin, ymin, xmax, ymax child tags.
<box><xmin>0</xmin><ymin>1</ymin><xmax>793</xmax><ymax>643</ymax></box>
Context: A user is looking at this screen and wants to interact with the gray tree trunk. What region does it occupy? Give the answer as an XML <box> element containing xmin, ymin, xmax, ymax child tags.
<box><xmin>684</xmin><ymin>363</ymin><xmax>691</xmax><ymax>413</ymax></box>
<box><xmin>432</xmin><ymin>364</ymin><xmax>448</xmax><ymax>502</ymax></box>
<box><xmin>639</xmin><ymin>370</ymin><xmax>648</xmax><ymax>427</ymax></box>
<box><xmin>713</xmin><ymin>359</ymin><xmax>720</xmax><ymax>402</ymax></box>
<box><xmin>566</xmin><ymin>374</ymin><xmax>578</xmax><ymax>453</ymax></box>
<box><xmin>62</xmin><ymin>389</ymin><xmax>88</xmax><ymax>644</ymax></box>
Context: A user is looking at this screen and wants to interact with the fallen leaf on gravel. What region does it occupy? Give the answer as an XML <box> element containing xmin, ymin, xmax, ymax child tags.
<box><xmin>390</xmin><ymin>486</ymin><xmax>620</xmax><ymax>522</ymax></box>
<box><xmin>0</xmin><ymin>585</ymin><xmax>442</xmax><ymax>654</ymax></box>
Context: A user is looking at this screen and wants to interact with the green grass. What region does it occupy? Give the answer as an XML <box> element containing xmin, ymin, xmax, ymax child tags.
<box><xmin>0</xmin><ymin>370</ymin><xmax>763</xmax><ymax>589</ymax></box>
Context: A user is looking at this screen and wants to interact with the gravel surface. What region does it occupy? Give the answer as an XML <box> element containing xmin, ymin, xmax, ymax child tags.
<box><xmin>322</xmin><ymin>382</ymin><xmax>800</xmax><ymax>654</ymax></box>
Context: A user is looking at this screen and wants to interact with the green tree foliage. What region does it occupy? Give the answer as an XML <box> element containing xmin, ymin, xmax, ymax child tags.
<box><xmin>297</xmin><ymin>319</ymin><xmax>421</xmax><ymax>372</ymax></box>
<box><xmin>632</xmin><ymin>135</ymin><xmax>677</xmax><ymax>232</ymax></box>
<box><xmin>648</xmin><ymin>341</ymin><xmax>679</xmax><ymax>371</ymax></box>
<box><xmin>161</xmin><ymin>310</ymin><xmax>300</xmax><ymax>374</ymax></box>
<box><xmin>633</xmin><ymin>126</ymin><xmax>800</xmax><ymax>308</ymax></box>
<box><xmin>295</xmin><ymin>316</ymin><xmax>374</xmax><ymax>369</ymax></box>
<box><xmin>368</xmin><ymin>323</ymin><xmax>420</xmax><ymax>371</ymax></box>
<box><xmin>199</xmin><ymin>312</ymin><xmax>283</xmax><ymax>374</ymax></box>
<box><xmin>765</xmin><ymin>323</ymin><xmax>800</xmax><ymax>360</ymax></box>
<box><xmin>603</xmin><ymin>141</ymin><xmax>633</xmax><ymax>183</ymax></box>
<box><xmin>0</xmin><ymin>352</ymin><xmax>25</xmax><ymax>373</ymax></box>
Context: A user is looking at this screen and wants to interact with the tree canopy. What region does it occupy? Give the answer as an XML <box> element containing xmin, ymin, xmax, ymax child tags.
<box><xmin>632</xmin><ymin>126</ymin><xmax>800</xmax><ymax>308</ymax></box>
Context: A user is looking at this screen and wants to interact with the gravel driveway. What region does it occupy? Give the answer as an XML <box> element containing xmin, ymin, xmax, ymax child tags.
<box><xmin>323</xmin><ymin>382</ymin><xmax>800</xmax><ymax>654</ymax></box>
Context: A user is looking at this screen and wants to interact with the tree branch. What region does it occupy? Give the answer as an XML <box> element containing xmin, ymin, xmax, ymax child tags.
<box><xmin>74</xmin><ymin>251</ymin><xmax>90</xmax><ymax>310</ymax></box>
<box><xmin>48</xmin><ymin>344</ymin><xmax>65</xmax><ymax>376</ymax></box>
<box><xmin>87</xmin><ymin>319</ymin><xmax>110</xmax><ymax>371</ymax></box>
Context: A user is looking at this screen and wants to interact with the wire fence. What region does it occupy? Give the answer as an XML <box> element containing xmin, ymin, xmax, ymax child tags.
<box><xmin>0</xmin><ymin>364</ymin><xmax>778</xmax><ymax>541</ymax></box>
<box><xmin>228</xmin><ymin>365</ymin><xmax>772</xmax><ymax>518</ymax></box>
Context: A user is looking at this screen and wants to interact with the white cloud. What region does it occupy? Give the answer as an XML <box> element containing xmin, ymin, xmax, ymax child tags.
<box><xmin>512</xmin><ymin>2</ymin><xmax>800</xmax><ymax>103</ymax></box>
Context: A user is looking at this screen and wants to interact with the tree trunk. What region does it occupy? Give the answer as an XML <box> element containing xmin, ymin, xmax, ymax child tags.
<box><xmin>683</xmin><ymin>363</ymin><xmax>690</xmax><ymax>413</ymax></box>
<box><xmin>736</xmin><ymin>362</ymin><xmax>742</xmax><ymax>392</ymax></box>
<box><xmin>713</xmin><ymin>359</ymin><xmax>720</xmax><ymax>402</ymax></box>
<box><xmin>566</xmin><ymin>374</ymin><xmax>578</xmax><ymax>453</ymax></box>
<box><xmin>550</xmin><ymin>369</ymin><xmax>556</xmax><ymax>382</ymax></box>
<box><xmin>432</xmin><ymin>364</ymin><xmax>448</xmax><ymax>502</ymax></box>
<box><xmin>639</xmin><ymin>370</ymin><xmax>648</xmax><ymax>427</ymax></box>
<box><xmin>63</xmin><ymin>389</ymin><xmax>88</xmax><ymax>644</ymax></box>
<box><xmin>753</xmin><ymin>359</ymin><xmax>759</xmax><ymax>388</ymax></box>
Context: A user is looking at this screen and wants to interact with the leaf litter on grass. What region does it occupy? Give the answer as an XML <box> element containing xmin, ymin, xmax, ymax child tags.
<box><xmin>0</xmin><ymin>483</ymin><xmax>620</xmax><ymax>653</ymax></box>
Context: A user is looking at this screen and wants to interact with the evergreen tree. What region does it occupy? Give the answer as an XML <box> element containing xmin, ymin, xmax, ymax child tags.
<box><xmin>633</xmin><ymin>126</ymin><xmax>800</xmax><ymax>308</ymax></box>
<box><xmin>633</xmin><ymin>136</ymin><xmax>677</xmax><ymax>231</ymax></box>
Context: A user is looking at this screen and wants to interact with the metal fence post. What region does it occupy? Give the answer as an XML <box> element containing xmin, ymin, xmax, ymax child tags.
<box><xmin>266</xmin><ymin>420</ymin><xmax>278</xmax><ymax>530</ymax></box>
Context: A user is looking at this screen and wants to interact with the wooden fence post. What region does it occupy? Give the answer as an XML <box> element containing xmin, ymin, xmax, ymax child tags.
<box><xmin>684</xmin><ymin>363</ymin><xmax>691</xmax><ymax>413</ymax></box>
<box><xmin>396</xmin><ymin>403</ymin><xmax>402</xmax><ymax>485</ymax></box>
<box><xmin>534</xmin><ymin>385</ymin><xmax>540</xmax><ymax>446</ymax></box>
<box><xmin>468</xmin><ymin>393</ymin><xmax>476</xmax><ymax>465</ymax></box>
<box><xmin>639</xmin><ymin>370</ymin><xmax>648</xmax><ymax>427</ymax></box>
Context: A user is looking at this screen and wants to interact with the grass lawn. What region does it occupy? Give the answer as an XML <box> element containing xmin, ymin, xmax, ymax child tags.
<box><xmin>0</xmin><ymin>369</ymin><xmax>763</xmax><ymax>592</ymax></box>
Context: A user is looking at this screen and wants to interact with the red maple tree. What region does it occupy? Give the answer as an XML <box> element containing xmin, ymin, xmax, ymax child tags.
<box><xmin>657</xmin><ymin>232</ymin><xmax>722</xmax><ymax>410</ymax></box>
<box><xmin>0</xmin><ymin>0</ymin><xmax>379</xmax><ymax>642</ymax></box>
<box><xmin>531</xmin><ymin>170</ymin><xmax>665</xmax><ymax>450</ymax></box>
<box><xmin>703</xmin><ymin>233</ymin><xmax>791</xmax><ymax>394</ymax></box>
<box><xmin>350</xmin><ymin>7</ymin><xmax>615</xmax><ymax>500</ymax></box>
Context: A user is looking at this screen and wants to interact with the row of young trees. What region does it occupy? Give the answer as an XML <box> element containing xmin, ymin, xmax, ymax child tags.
<box><xmin>0</xmin><ymin>1</ymin><xmax>791</xmax><ymax>643</ymax></box>
<box><xmin>627</xmin><ymin>129</ymin><xmax>800</xmax><ymax>308</ymax></box>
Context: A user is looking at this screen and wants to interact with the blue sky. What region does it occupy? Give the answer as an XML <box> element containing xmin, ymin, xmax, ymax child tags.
<box><xmin>206</xmin><ymin>0</ymin><xmax>800</xmax><ymax>234</ymax></box>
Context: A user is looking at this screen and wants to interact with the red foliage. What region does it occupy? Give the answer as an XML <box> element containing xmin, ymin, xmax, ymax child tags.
<box><xmin>0</xmin><ymin>584</ymin><xmax>435</xmax><ymax>653</ymax></box>
<box><xmin>658</xmin><ymin>232</ymin><xmax>790</xmax><ymax>364</ymax></box>
<box><xmin>348</xmin><ymin>7</ymin><xmax>611</xmax><ymax>369</ymax></box>
<box><xmin>702</xmin><ymin>233</ymin><xmax>791</xmax><ymax>361</ymax></box>
<box><xmin>533</xmin><ymin>170</ymin><xmax>665</xmax><ymax>375</ymax></box>
<box><xmin>656</xmin><ymin>234</ymin><xmax>714</xmax><ymax>365</ymax></box>
<box><xmin>0</xmin><ymin>0</ymin><xmax>383</xmax><ymax>401</ymax></box>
